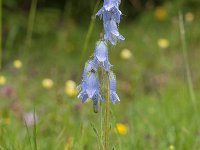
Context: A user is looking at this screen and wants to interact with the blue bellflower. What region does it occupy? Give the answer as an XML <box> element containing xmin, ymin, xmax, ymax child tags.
<box><xmin>77</xmin><ymin>59</ymin><xmax>102</xmax><ymax>103</ymax></box>
<box><xmin>78</xmin><ymin>72</ymin><xmax>102</xmax><ymax>103</ymax></box>
<box><xmin>77</xmin><ymin>59</ymin><xmax>97</xmax><ymax>91</ymax></box>
<box><xmin>109</xmin><ymin>72</ymin><xmax>120</xmax><ymax>104</ymax></box>
<box><xmin>78</xmin><ymin>0</ymin><xmax>124</xmax><ymax>106</ymax></box>
<box><xmin>104</xmin><ymin>0</ymin><xmax>121</xmax><ymax>9</ymax></box>
<box><xmin>97</xmin><ymin>0</ymin><xmax>124</xmax><ymax>45</ymax></box>
<box><xmin>97</xmin><ymin>4</ymin><xmax>121</xmax><ymax>23</ymax></box>
<box><xmin>94</xmin><ymin>41</ymin><xmax>112</xmax><ymax>71</ymax></box>
<box><xmin>82</xmin><ymin>59</ymin><xmax>98</xmax><ymax>79</ymax></box>
<box><xmin>98</xmin><ymin>0</ymin><xmax>121</xmax><ymax>12</ymax></box>
<box><xmin>104</xmin><ymin>19</ymin><xmax>124</xmax><ymax>45</ymax></box>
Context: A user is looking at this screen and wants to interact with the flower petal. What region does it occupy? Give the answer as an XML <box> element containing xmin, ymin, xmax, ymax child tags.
<box><xmin>95</xmin><ymin>41</ymin><xmax>108</xmax><ymax>62</ymax></box>
<box><xmin>85</xmin><ymin>73</ymin><xmax>99</xmax><ymax>99</ymax></box>
<box><xmin>109</xmin><ymin>72</ymin><xmax>120</xmax><ymax>103</ymax></box>
<box><xmin>104</xmin><ymin>20</ymin><xmax>124</xmax><ymax>45</ymax></box>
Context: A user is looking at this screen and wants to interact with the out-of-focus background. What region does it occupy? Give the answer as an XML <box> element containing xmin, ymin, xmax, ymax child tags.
<box><xmin>0</xmin><ymin>0</ymin><xmax>200</xmax><ymax>149</ymax></box>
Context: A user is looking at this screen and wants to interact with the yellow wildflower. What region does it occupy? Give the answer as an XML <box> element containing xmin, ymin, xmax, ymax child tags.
<box><xmin>65</xmin><ymin>80</ymin><xmax>77</xmax><ymax>97</ymax></box>
<box><xmin>4</xmin><ymin>117</ymin><xmax>11</xmax><ymax>125</ymax></box>
<box><xmin>0</xmin><ymin>75</ymin><xmax>6</xmax><ymax>85</ymax></box>
<box><xmin>42</xmin><ymin>78</ymin><xmax>54</xmax><ymax>89</ymax></box>
<box><xmin>114</xmin><ymin>123</ymin><xmax>128</xmax><ymax>135</ymax></box>
<box><xmin>168</xmin><ymin>145</ymin><xmax>175</xmax><ymax>150</ymax></box>
<box><xmin>158</xmin><ymin>38</ymin><xmax>169</xmax><ymax>49</ymax></box>
<box><xmin>185</xmin><ymin>12</ymin><xmax>194</xmax><ymax>22</ymax></box>
<box><xmin>64</xmin><ymin>137</ymin><xmax>74</xmax><ymax>150</ymax></box>
<box><xmin>13</xmin><ymin>59</ymin><xmax>22</xmax><ymax>69</ymax></box>
<box><xmin>120</xmin><ymin>49</ymin><xmax>132</xmax><ymax>60</ymax></box>
<box><xmin>155</xmin><ymin>6</ymin><xmax>167</xmax><ymax>21</ymax></box>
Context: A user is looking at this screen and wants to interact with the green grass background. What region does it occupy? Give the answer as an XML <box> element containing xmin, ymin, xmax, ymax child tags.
<box><xmin>0</xmin><ymin>1</ymin><xmax>200</xmax><ymax>150</ymax></box>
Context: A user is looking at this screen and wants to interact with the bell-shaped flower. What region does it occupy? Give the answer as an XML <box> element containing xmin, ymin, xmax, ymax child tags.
<box><xmin>77</xmin><ymin>59</ymin><xmax>98</xmax><ymax>102</ymax></box>
<box><xmin>104</xmin><ymin>0</ymin><xmax>121</xmax><ymax>9</ymax></box>
<box><xmin>99</xmin><ymin>0</ymin><xmax>121</xmax><ymax>13</ymax></box>
<box><xmin>97</xmin><ymin>4</ymin><xmax>122</xmax><ymax>24</ymax></box>
<box><xmin>78</xmin><ymin>72</ymin><xmax>102</xmax><ymax>103</ymax></box>
<box><xmin>109</xmin><ymin>72</ymin><xmax>120</xmax><ymax>104</ymax></box>
<box><xmin>85</xmin><ymin>73</ymin><xmax>100</xmax><ymax>98</ymax></box>
<box><xmin>104</xmin><ymin>19</ymin><xmax>124</xmax><ymax>45</ymax></box>
<box><xmin>82</xmin><ymin>59</ymin><xmax>98</xmax><ymax>79</ymax></box>
<box><xmin>96</xmin><ymin>0</ymin><xmax>124</xmax><ymax>45</ymax></box>
<box><xmin>77</xmin><ymin>59</ymin><xmax>98</xmax><ymax>90</ymax></box>
<box><xmin>94</xmin><ymin>41</ymin><xmax>112</xmax><ymax>71</ymax></box>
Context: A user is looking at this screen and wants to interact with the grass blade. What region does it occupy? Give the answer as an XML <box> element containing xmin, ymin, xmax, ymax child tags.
<box><xmin>24</xmin><ymin>119</ymin><xmax>33</xmax><ymax>150</ymax></box>
<box><xmin>33</xmin><ymin>108</ymin><xmax>38</xmax><ymax>150</ymax></box>
<box><xmin>178</xmin><ymin>12</ymin><xmax>197</xmax><ymax>111</ymax></box>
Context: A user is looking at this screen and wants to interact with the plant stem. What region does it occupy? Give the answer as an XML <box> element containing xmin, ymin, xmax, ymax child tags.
<box><xmin>178</xmin><ymin>12</ymin><xmax>197</xmax><ymax>111</ymax></box>
<box><xmin>80</xmin><ymin>0</ymin><xmax>100</xmax><ymax>64</ymax></box>
<box><xmin>103</xmin><ymin>71</ymin><xmax>110</xmax><ymax>150</ymax></box>
<box><xmin>22</xmin><ymin>0</ymin><xmax>37</xmax><ymax>69</ymax></box>
<box><xmin>0</xmin><ymin>0</ymin><xmax>2</xmax><ymax>69</ymax></box>
<box><xmin>100</xmin><ymin>102</ymin><xmax>103</xmax><ymax>150</ymax></box>
<box><xmin>25</xmin><ymin>0</ymin><xmax>37</xmax><ymax>47</ymax></box>
<box><xmin>24</xmin><ymin>120</ymin><xmax>33</xmax><ymax>150</ymax></box>
<box><xmin>33</xmin><ymin>108</ymin><xmax>38</xmax><ymax>150</ymax></box>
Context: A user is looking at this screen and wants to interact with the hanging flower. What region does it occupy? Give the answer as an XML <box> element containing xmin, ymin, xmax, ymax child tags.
<box><xmin>104</xmin><ymin>19</ymin><xmax>124</xmax><ymax>45</ymax></box>
<box><xmin>109</xmin><ymin>72</ymin><xmax>120</xmax><ymax>104</ymax></box>
<box><xmin>103</xmin><ymin>0</ymin><xmax>121</xmax><ymax>10</ymax></box>
<box><xmin>97</xmin><ymin>3</ymin><xmax>122</xmax><ymax>24</ymax></box>
<box><xmin>85</xmin><ymin>73</ymin><xmax>101</xmax><ymax>98</ymax></box>
<box><xmin>97</xmin><ymin>0</ymin><xmax>124</xmax><ymax>45</ymax></box>
<box><xmin>82</xmin><ymin>59</ymin><xmax>98</xmax><ymax>79</ymax></box>
<box><xmin>78</xmin><ymin>72</ymin><xmax>102</xmax><ymax>103</ymax></box>
<box><xmin>94</xmin><ymin>41</ymin><xmax>112</xmax><ymax>71</ymax></box>
<box><xmin>77</xmin><ymin>59</ymin><xmax>98</xmax><ymax>92</ymax></box>
<box><xmin>77</xmin><ymin>0</ymin><xmax>125</xmax><ymax>108</ymax></box>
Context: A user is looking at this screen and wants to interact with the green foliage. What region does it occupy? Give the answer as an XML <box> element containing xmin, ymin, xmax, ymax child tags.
<box><xmin>0</xmin><ymin>0</ymin><xmax>200</xmax><ymax>149</ymax></box>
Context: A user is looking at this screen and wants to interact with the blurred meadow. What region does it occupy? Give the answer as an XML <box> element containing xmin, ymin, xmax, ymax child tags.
<box><xmin>0</xmin><ymin>0</ymin><xmax>200</xmax><ymax>149</ymax></box>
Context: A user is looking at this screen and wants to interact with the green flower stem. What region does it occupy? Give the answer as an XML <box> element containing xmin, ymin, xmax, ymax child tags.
<box><xmin>99</xmin><ymin>68</ymin><xmax>104</xmax><ymax>150</ymax></box>
<box><xmin>80</xmin><ymin>0</ymin><xmax>100</xmax><ymax>64</ymax></box>
<box><xmin>103</xmin><ymin>71</ymin><xmax>110</xmax><ymax>150</ymax></box>
<box><xmin>25</xmin><ymin>0</ymin><xmax>37</xmax><ymax>47</ymax></box>
<box><xmin>100</xmin><ymin>102</ymin><xmax>103</xmax><ymax>150</ymax></box>
<box><xmin>179</xmin><ymin>12</ymin><xmax>197</xmax><ymax>111</ymax></box>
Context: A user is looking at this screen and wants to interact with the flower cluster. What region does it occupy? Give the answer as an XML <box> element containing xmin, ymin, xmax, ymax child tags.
<box><xmin>78</xmin><ymin>0</ymin><xmax>124</xmax><ymax>106</ymax></box>
<box><xmin>97</xmin><ymin>0</ymin><xmax>124</xmax><ymax>45</ymax></box>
